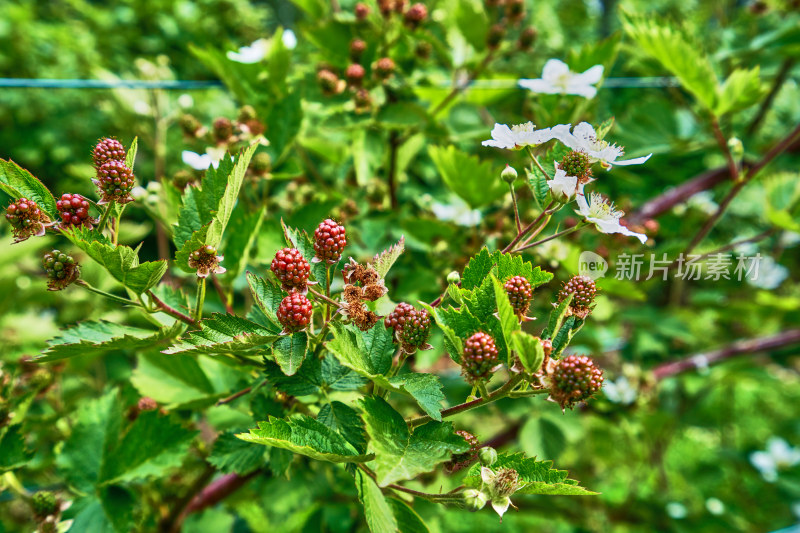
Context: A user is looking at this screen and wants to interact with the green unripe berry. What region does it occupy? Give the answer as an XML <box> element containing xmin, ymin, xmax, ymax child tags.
<box><xmin>31</xmin><ymin>491</ymin><xmax>58</xmax><ymax>518</ymax></box>
<box><xmin>463</xmin><ymin>488</ymin><xmax>488</xmax><ymax>512</ymax></box>
<box><xmin>479</xmin><ymin>446</ymin><xmax>498</xmax><ymax>467</ymax></box>
<box><xmin>500</xmin><ymin>165</ymin><xmax>518</xmax><ymax>184</ymax></box>
<box><xmin>447</xmin><ymin>271</ymin><xmax>460</xmax><ymax>284</ymax></box>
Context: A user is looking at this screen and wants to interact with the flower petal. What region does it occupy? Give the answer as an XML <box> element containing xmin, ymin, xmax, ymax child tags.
<box><xmin>541</xmin><ymin>59</ymin><xmax>570</xmax><ymax>81</ymax></box>
<box><xmin>518</xmin><ymin>78</ymin><xmax>560</xmax><ymax>94</ymax></box>
<box><xmin>609</xmin><ymin>154</ymin><xmax>653</xmax><ymax>166</ymax></box>
<box><xmin>491</xmin><ymin>497</ymin><xmax>512</xmax><ymax>519</ymax></box>
<box><xmin>574</xmin><ymin>64</ymin><xmax>604</xmax><ymax>85</ymax></box>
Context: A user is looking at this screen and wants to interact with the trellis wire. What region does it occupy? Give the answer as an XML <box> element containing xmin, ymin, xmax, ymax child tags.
<box><xmin>0</xmin><ymin>76</ymin><xmax>680</xmax><ymax>90</ymax></box>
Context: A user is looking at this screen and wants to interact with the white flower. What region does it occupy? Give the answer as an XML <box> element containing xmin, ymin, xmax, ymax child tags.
<box><xmin>603</xmin><ymin>376</ymin><xmax>637</xmax><ymax>405</ymax></box>
<box><xmin>746</xmin><ymin>256</ymin><xmax>789</xmax><ymax>290</ymax></box>
<box><xmin>750</xmin><ymin>437</ymin><xmax>800</xmax><ymax>482</ymax></box>
<box><xmin>182</xmin><ymin>150</ymin><xmax>214</xmax><ymax>170</ymax></box>
<box><xmin>482</xmin><ymin>122</ymin><xmax>571</xmax><ymax>150</ymax></box>
<box><xmin>576</xmin><ymin>191</ymin><xmax>648</xmax><ymax>244</ymax></box>
<box><xmin>686</xmin><ymin>191</ymin><xmax>718</xmax><ymax>216</ymax></box>
<box><xmin>547</xmin><ymin>162</ymin><xmax>584</xmax><ymax>202</ymax></box>
<box><xmin>227</xmin><ymin>39</ymin><xmax>268</xmax><ymax>63</ymax></box>
<box><xmin>431</xmin><ymin>198</ymin><xmax>482</xmax><ymax>226</ymax></box>
<box><xmin>557</xmin><ymin>122</ymin><xmax>652</xmax><ymax>169</ymax></box>
<box><xmin>282</xmin><ymin>29</ymin><xmax>298</xmax><ymax>50</ymax></box>
<box><xmin>666</xmin><ymin>502</ymin><xmax>688</xmax><ymax>519</ymax></box>
<box><xmin>705</xmin><ymin>498</ymin><xmax>725</xmax><ymax>516</ymax></box>
<box><xmin>177</xmin><ymin>94</ymin><xmax>194</xmax><ymax>109</ymax></box>
<box><xmin>518</xmin><ymin>59</ymin><xmax>604</xmax><ymax>99</ymax></box>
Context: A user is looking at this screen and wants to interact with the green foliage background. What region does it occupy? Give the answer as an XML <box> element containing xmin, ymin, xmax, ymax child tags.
<box><xmin>1</xmin><ymin>0</ymin><xmax>799</xmax><ymax>532</ymax></box>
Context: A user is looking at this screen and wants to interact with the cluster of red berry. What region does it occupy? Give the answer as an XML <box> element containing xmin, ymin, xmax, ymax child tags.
<box><xmin>92</xmin><ymin>137</ymin><xmax>135</xmax><ymax>205</ymax></box>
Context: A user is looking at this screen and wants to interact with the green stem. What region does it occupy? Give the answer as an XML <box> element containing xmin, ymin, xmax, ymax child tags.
<box><xmin>509</xmin><ymin>183</ymin><xmax>522</xmax><ymax>233</ymax></box>
<box><xmin>194</xmin><ymin>277</ymin><xmax>207</xmax><ymax>321</ymax></box>
<box><xmin>97</xmin><ymin>200</ymin><xmax>115</xmax><ymax>233</ymax></box>
<box><xmin>147</xmin><ymin>290</ymin><xmax>200</xmax><ymax>328</ymax></box>
<box><xmin>112</xmin><ymin>204</ymin><xmax>127</xmax><ymax>245</ymax></box>
<box><xmin>508</xmin><ymin>389</ymin><xmax>550</xmax><ymax>398</ymax></box>
<box><xmin>501</xmin><ymin>201</ymin><xmax>557</xmax><ymax>254</ymax></box>
<box><xmin>308</xmin><ymin>287</ymin><xmax>342</xmax><ymax>308</ymax></box>
<box><xmin>477</xmin><ymin>381</ymin><xmax>490</xmax><ymax>399</ymax></box>
<box><xmin>406</xmin><ymin>374</ymin><xmax>525</xmax><ymax>428</ymax></box>
<box><xmin>357</xmin><ymin>465</ymin><xmax>465</xmax><ymax>503</ymax></box>
<box><xmin>526</xmin><ymin>147</ymin><xmax>551</xmax><ymax>179</ymax></box>
<box><xmin>325</xmin><ymin>265</ymin><xmax>333</xmax><ymax>323</ymax></box>
<box><xmin>76</xmin><ymin>280</ymin><xmax>141</xmax><ymax>306</ymax></box>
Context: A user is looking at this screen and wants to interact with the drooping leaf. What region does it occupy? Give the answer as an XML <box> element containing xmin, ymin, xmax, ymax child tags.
<box><xmin>0</xmin><ymin>158</ymin><xmax>58</xmax><ymax>219</ymax></box>
<box><xmin>428</xmin><ymin>145</ymin><xmax>506</xmax><ymax>209</ymax></box>
<box><xmin>360</xmin><ymin>396</ymin><xmax>468</xmax><ymax>486</ymax></box>
<box><xmin>163</xmin><ymin>314</ymin><xmax>279</xmax><ymax>357</ymax></box>
<box><xmin>125</xmin><ymin>136</ymin><xmax>138</xmax><ymax>170</ymax></box>
<box><xmin>354</xmin><ymin>469</ymin><xmax>398</xmax><ymax>533</ymax></box>
<box><xmin>371</xmin><ymin>236</ymin><xmax>405</xmax><ymax>279</ymax></box>
<box><xmin>272</xmin><ymin>331</ymin><xmax>308</xmax><ymax>376</ymax></box>
<box><xmin>318</xmin><ymin>401</ymin><xmax>367</xmax><ymax>453</ymax></box>
<box><xmin>246</xmin><ymin>272</ymin><xmax>284</xmax><ymax>333</ymax></box>
<box><xmin>63</xmin><ymin>228</ymin><xmax>167</xmax><ymax>294</ymax></box>
<box><xmin>38</xmin><ymin>321</ymin><xmax>180</xmax><ymax>362</ymax></box>
<box><xmin>492</xmin><ymin>274</ymin><xmax>521</xmax><ymax>352</ymax></box>
<box><xmin>207</xmin><ymin>431</ymin><xmax>268</xmax><ymax>475</ymax></box>
<box><xmin>512</xmin><ymin>331</ymin><xmax>545</xmax><ymax>374</ymax></box>
<box><xmin>0</xmin><ymin>426</ymin><xmax>32</xmax><ymax>472</ymax></box>
<box><xmin>237</xmin><ymin>415</ymin><xmax>374</xmax><ymax>463</ymax></box>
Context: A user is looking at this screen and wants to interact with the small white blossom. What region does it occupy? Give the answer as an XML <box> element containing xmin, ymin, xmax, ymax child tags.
<box><xmin>431</xmin><ymin>197</ymin><xmax>482</xmax><ymax>226</ymax></box>
<box><xmin>576</xmin><ymin>191</ymin><xmax>648</xmax><ymax>244</ymax></box>
<box><xmin>182</xmin><ymin>150</ymin><xmax>215</xmax><ymax>170</ymax></box>
<box><xmin>603</xmin><ymin>376</ymin><xmax>637</xmax><ymax>405</ymax></box>
<box><xmin>556</xmin><ymin>122</ymin><xmax>652</xmax><ymax>169</ymax></box>
<box><xmin>518</xmin><ymin>59</ymin><xmax>604</xmax><ymax>99</ymax></box>
<box><xmin>750</xmin><ymin>437</ymin><xmax>800</xmax><ymax>482</ymax></box>
<box><xmin>705</xmin><ymin>498</ymin><xmax>725</xmax><ymax>516</ymax></box>
<box><xmin>482</xmin><ymin>122</ymin><xmax>570</xmax><ymax>150</ymax></box>
<box><xmin>177</xmin><ymin>94</ymin><xmax>194</xmax><ymax>109</ymax></box>
<box><xmin>687</xmin><ymin>191</ymin><xmax>718</xmax><ymax>216</ymax></box>
<box><xmin>746</xmin><ymin>256</ymin><xmax>788</xmax><ymax>290</ymax></box>
<box><xmin>666</xmin><ymin>502</ymin><xmax>688</xmax><ymax>519</ymax></box>
<box><xmin>548</xmin><ymin>163</ymin><xmax>580</xmax><ymax>202</ymax></box>
<box><xmin>227</xmin><ymin>39</ymin><xmax>268</xmax><ymax>63</ymax></box>
<box><xmin>282</xmin><ymin>29</ymin><xmax>298</xmax><ymax>50</ymax></box>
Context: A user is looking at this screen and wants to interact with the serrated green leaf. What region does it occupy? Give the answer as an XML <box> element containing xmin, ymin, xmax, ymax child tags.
<box><xmin>420</xmin><ymin>303</ymin><xmax>464</xmax><ymax>363</ymax></box>
<box><xmin>622</xmin><ymin>13</ymin><xmax>718</xmax><ymax>111</ymax></box>
<box><xmin>237</xmin><ymin>415</ymin><xmax>374</xmax><ymax>463</ymax></box>
<box><xmin>492</xmin><ymin>274</ymin><xmax>521</xmax><ymax>350</ymax></box>
<box><xmin>428</xmin><ymin>145</ymin><xmax>506</xmax><ymax>209</ymax></box>
<box><xmin>38</xmin><ymin>321</ymin><xmax>180</xmax><ymax>362</ymax></box>
<box><xmin>461</xmin><ymin>248</ymin><xmax>495</xmax><ymax>291</ymax></box>
<box><xmin>318</xmin><ymin>401</ymin><xmax>367</xmax><ymax>453</ymax></box>
<box><xmin>246</xmin><ymin>271</ymin><xmax>284</xmax><ymax>333</ymax></box>
<box><xmin>388</xmin><ymin>498</ymin><xmax>430</xmax><ymax>533</ymax></box>
<box><xmin>551</xmin><ymin>316</ymin><xmax>585</xmax><ymax>358</ymax></box>
<box><xmin>371</xmin><ymin>236</ymin><xmax>405</xmax><ymax>279</ymax></box>
<box><xmin>360</xmin><ymin>396</ymin><xmax>468</xmax><ymax>486</ymax></box>
<box><xmin>68</xmin><ymin>487</ymin><xmax>136</xmax><ymax>533</ymax></box>
<box><xmin>526</xmin><ymin>167</ymin><xmax>550</xmax><ymax>210</ymax></box>
<box><xmin>223</xmin><ymin>207</ymin><xmax>265</xmax><ymax>280</ymax></box>
<box><xmin>207</xmin><ymin>431</ymin><xmax>268</xmax><ymax>475</ymax></box>
<box><xmin>512</xmin><ymin>331</ymin><xmax>545</xmax><ymax>374</ymax></box>
<box><xmin>715</xmin><ymin>67</ymin><xmax>764</xmax><ymax>116</ymax></box>
<box><xmin>63</xmin><ymin>228</ymin><xmax>167</xmax><ymax>294</ymax></box>
<box><xmin>0</xmin><ymin>426</ymin><xmax>32</xmax><ymax>472</ymax></box>
<box><xmin>272</xmin><ymin>332</ymin><xmax>308</xmax><ymax>376</ymax></box>
<box><xmin>125</xmin><ymin>137</ymin><xmax>138</xmax><ymax>170</ymax></box>
<box><xmin>327</xmin><ymin>324</ymin><xmax>445</xmax><ymax>419</ymax></box>
<box><xmin>355</xmin><ymin>469</ymin><xmax>398</xmax><ymax>533</ymax></box>
<box><xmin>464</xmin><ymin>452</ymin><xmax>597</xmax><ymax>496</ymax></box>
<box><xmin>544</xmin><ymin>295</ymin><xmax>572</xmax><ymax>340</ymax></box>
<box><xmin>163</xmin><ymin>314</ymin><xmax>279</xmax><ymax>357</ymax></box>
<box><xmin>462</xmin><ymin>248</ymin><xmax>552</xmax><ymax>291</ymax></box>
<box><xmin>354</xmin><ymin>322</ymin><xmax>395</xmax><ymax>375</ymax></box>
<box><xmin>0</xmin><ymin>158</ymin><xmax>58</xmax><ymax>219</ymax></box>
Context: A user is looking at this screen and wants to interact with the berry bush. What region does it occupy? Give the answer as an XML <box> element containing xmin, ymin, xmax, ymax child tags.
<box><xmin>1</xmin><ymin>2</ymin><xmax>800</xmax><ymax>533</ymax></box>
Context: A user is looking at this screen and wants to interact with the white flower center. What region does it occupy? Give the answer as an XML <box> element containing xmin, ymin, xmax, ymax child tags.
<box><xmin>588</xmin><ymin>192</ymin><xmax>624</xmax><ymax>220</ymax></box>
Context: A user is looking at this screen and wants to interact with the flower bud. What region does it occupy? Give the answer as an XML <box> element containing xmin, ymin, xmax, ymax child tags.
<box><xmin>355</xmin><ymin>2</ymin><xmax>370</xmax><ymax>20</ymax></box>
<box><xmin>518</xmin><ymin>27</ymin><xmax>537</xmax><ymax>50</ymax></box>
<box><xmin>350</xmin><ymin>39</ymin><xmax>367</xmax><ymax>61</ymax></box>
<box><xmin>447</xmin><ymin>271</ymin><xmax>461</xmax><ymax>284</ymax></box>
<box><xmin>728</xmin><ymin>137</ymin><xmax>744</xmax><ymax>162</ymax></box>
<box><xmin>463</xmin><ymin>489</ymin><xmax>488</xmax><ymax>512</ymax></box>
<box><xmin>501</xmin><ymin>165</ymin><xmax>518</xmax><ymax>183</ymax></box>
<box><xmin>479</xmin><ymin>446</ymin><xmax>498</xmax><ymax>467</ymax></box>
<box><xmin>487</xmin><ymin>24</ymin><xmax>505</xmax><ymax>49</ymax></box>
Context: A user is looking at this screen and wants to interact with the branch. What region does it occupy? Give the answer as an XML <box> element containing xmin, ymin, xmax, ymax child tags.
<box><xmin>653</xmin><ymin>329</ymin><xmax>800</xmax><ymax>380</ymax></box>
<box><xmin>147</xmin><ymin>290</ymin><xmax>200</xmax><ymax>328</ymax></box>
<box><xmin>168</xmin><ymin>471</ymin><xmax>261</xmax><ymax>533</ymax></box>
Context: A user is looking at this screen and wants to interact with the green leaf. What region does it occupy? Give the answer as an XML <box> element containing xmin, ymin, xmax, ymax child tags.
<box><xmin>174</xmin><ymin>145</ymin><xmax>258</xmax><ymax>272</ymax></box>
<box><xmin>266</xmin><ymin>91</ymin><xmax>303</xmax><ymax>160</ymax></box>
<box><xmin>237</xmin><ymin>415</ymin><xmax>374</xmax><ymax>463</ymax></box>
<box><xmin>512</xmin><ymin>331</ymin><xmax>545</xmax><ymax>374</ymax></box>
<box><xmin>38</xmin><ymin>321</ymin><xmax>179</xmax><ymax>362</ymax></box>
<box><xmin>428</xmin><ymin>145</ymin><xmax>506</xmax><ymax>209</ymax></box>
<box><xmin>551</xmin><ymin>316</ymin><xmax>585</xmax><ymax>358</ymax></box>
<box><xmin>0</xmin><ymin>158</ymin><xmax>58</xmax><ymax>219</ymax></box>
<box><xmin>125</xmin><ymin>137</ymin><xmax>138</xmax><ymax>170</ymax></box>
<box><xmin>388</xmin><ymin>498</ymin><xmax>429</xmax><ymax>533</ymax></box>
<box><xmin>371</xmin><ymin>236</ymin><xmax>405</xmax><ymax>279</ymax></box>
<box><xmin>526</xmin><ymin>167</ymin><xmax>550</xmax><ymax>210</ymax></box>
<box><xmin>622</xmin><ymin>13</ymin><xmax>718</xmax><ymax>111</ymax></box>
<box><xmin>461</xmin><ymin>248</ymin><xmax>495</xmax><ymax>291</ymax></box>
<box><xmin>207</xmin><ymin>431</ymin><xmax>268</xmax><ymax>475</ymax></box>
<box><xmin>163</xmin><ymin>314</ymin><xmax>279</xmax><ymax>357</ymax></box>
<box><xmin>223</xmin><ymin>207</ymin><xmax>265</xmax><ymax>280</ymax></box>
<box><xmin>715</xmin><ymin>67</ymin><xmax>764</xmax><ymax>116</ymax></box>
<box><xmin>360</xmin><ymin>396</ymin><xmax>468</xmax><ymax>486</ymax></box>
<box><xmin>421</xmin><ymin>303</ymin><xmax>463</xmax><ymax>362</ymax></box>
<box><xmin>68</xmin><ymin>487</ymin><xmax>136</xmax><ymax>533</ymax></box>
<box><xmin>462</xmin><ymin>248</ymin><xmax>552</xmax><ymax>291</ymax></box>
<box><xmin>0</xmin><ymin>426</ymin><xmax>32</xmax><ymax>472</ymax></box>
<box><xmin>318</xmin><ymin>401</ymin><xmax>367</xmax><ymax>453</ymax></box>
<box><xmin>464</xmin><ymin>452</ymin><xmax>597</xmax><ymax>496</ymax></box>
<box><xmin>246</xmin><ymin>272</ymin><xmax>284</xmax><ymax>333</ymax></box>
<box><xmin>99</xmin><ymin>411</ymin><xmax>196</xmax><ymax>485</ymax></box>
<box><xmin>63</xmin><ymin>228</ymin><xmax>167</xmax><ymax>295</ymax></box>
<box><xmin>130</xmin><ymin>353</ymin><xmax>222</xmax><ymax>409</ymax></box>
<box><xmin>327</xmin><ymin>324</ymin><xmax>445</xmax><ymax>419</ymax></box>
<box><xmin>272</xmin><ymin>332</ymin><xmax>308</xmax><ymax>376</ymax></box>
<box><xmin>354</xmin><ymin>322</ymin><xmax>395</xmax><ymax>375</ymax></box>
<box><xmin>452</xmin><ymin>0</ymin><xmax>488</xmax><ymax>51</ymax></box>
<box><xmin>354</xmin><ymin>469</ymin><xmax>398</xmax><ymax>533</ymax></box>
<box><xmin>543</xmin><ymin>294</ymin><xmax>572</xmax><ymax>340</ymax></box>
<box><xmin>492</xmin><ymin>274</ymin><xmax>520</xmax><ymax>349</ymax></box>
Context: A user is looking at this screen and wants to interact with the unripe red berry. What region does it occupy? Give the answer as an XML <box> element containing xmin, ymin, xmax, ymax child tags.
<box><xmin>487</xmin><ymin>24</ymin><xmax>505</xmax><ymax>49</ymax></box>
<box><xmin>550</xmin><ymin>354</ymin><xmax>604</xmax><ymax>408</ymax></box>
<box><xmin>505</xmin><ymin>0</ymin><xmax>525</xmax><ymax>21</ymax></box>
<box><xmin>461</xmin><ymin>332</ymin><xmax>499</xmax><ymax>383</ymax></box>
<box><xmin>179</xmin><ymin>114</ymin><xmax>203</xmax><ymax>136</ymax></box>
<box><xmin>558</xmin><ymin>275</ymin><xmax>597</xmax><ymax>318</ymax></box>
<box><xmin>518</xmin><ymin>27</ymin><xmax>537</xmax><ymax>49</ymax></box>
<box><xmin>313</xmin><ymin>218</ymin><xmax>347</xmax><ymax>263</ymax></box>
<box><xmin>317</xmin><ymin>69</ymin><xmax>343</xmax><ymax>96</ymax></box>
<box><xmin>504</xmin><ymin>275</ymin><xmax>533</xmax><ymax>318</ymax></box>
<box><xmin>137</xmin><ymin>397</ymin><xmax>158</xmax><ymax>411</ymax></box>
<box><xmin>384</xmin><ymin>303</ymin><xmax>415</xmax><ymax>331</ymax></box>
<box><xmin>277</xmin><ymin>292</ymin><xmax>313</xmax><ymax>332</ymax></box>
<box><xmin>5</xmin><ymin>197</ymin><xmax>50</xmax><ymax>242</ymax></box>
<box><xmin>95</xmin><ymin>160</ymin><xmax>135</xmax><ymax>204</ymax></box>
<box><xmin>398</xmin><ymin>308</ymin><xmax>431</xmax><ymax>353</ymax></box>
<box><xmin>271</xmin><ymin>248</ymin><xmax>311</xmax><ymax>291</ymax></box>
<box><xmin>375</xmin><ymin>57</ymin><xmax>395</xmax><ymax>79</ymax></box>
<box><xmin>355</xmin><ymin>2</ymin><xmax>370</xmax><ymax>20</ymax></box>
<box><xmin>42</xmin><ymin>249</ymin><xmax>79</xmax><ymax>291</ymax></box>
<box><xmin>404</xmin><ymin>3</ymin><xmax>427</xmax><ymax>28</ymax></box>
<box><xmin>350</xmin><ymin>39</ymin><xmax>367</xmax><ymax>61</ymax></box>
<box><xmin>353</xmin><ymin>88</ymin><xmax>372</xmax><ymax>112</ymax></box>
<box><xmin>445</xmin><ymin>430</ymin><xmax>480</xmax><ymax>472</ymax></box>
<box><xmin>378</xmin><ymin>0</ymin><xmax>393</xmax><ymax>17</ymax></box>
<box><xmin>213</xmin><ymin>117</ymin><xmax>233</xmax><ymax>143</ymax></box>
<box><xmin>346</xmin><ymin>64</ymin><xmax>366</xmax><ymax>86</ymax></box>
<box><xmin>56</xmin><ymin>193</ymin><xmax>93</xmax><ymax>229</ymax></box>
<box><xmin>92</xmin><ymin>138</ymin><xmax>126</xmax><ymax>168</ymax></box>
